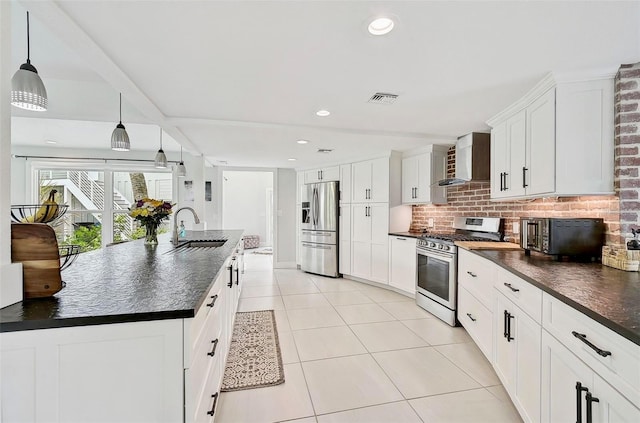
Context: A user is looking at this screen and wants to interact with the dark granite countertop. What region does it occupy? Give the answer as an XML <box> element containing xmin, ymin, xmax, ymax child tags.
<box><xmin>389</xmin><ymin>232</ymin><xmax>424</xmax><ymax>239</ymax></box>
<box><xmin>0</xmin><ymin>230</ymin><xmax>244</xmax><ymax>332</ymax></box>
<box><xmin>474</xmin><ymin>250</ymin><xmax>640</xmax><ymax>346</ymax></box>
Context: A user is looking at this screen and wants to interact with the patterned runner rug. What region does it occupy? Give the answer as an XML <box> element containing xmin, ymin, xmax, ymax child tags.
<box><xmin>221</xmin><ymin>310</ymin><xmax>285</xmax><ymax>392</ymax></box>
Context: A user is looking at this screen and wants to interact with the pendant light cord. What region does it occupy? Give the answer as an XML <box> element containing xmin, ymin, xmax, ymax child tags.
<box><xmin>119</xmin><ymin>93</ymin><xmax>122</xmax><ymax>124</ymax></box>
<box><xmin>180</xmin><ymin>146</ymin><xmax>183</xmax><ymax>161</ymax></box>
<box><xmin>26</xmin><ymin>11</ymin><xmax>31</xmax><ymax>63</ymax></box>
<box><xmin>160</xmin><ymin>128</ymin><xmax>163</xmax><ymax>149</ymax></box>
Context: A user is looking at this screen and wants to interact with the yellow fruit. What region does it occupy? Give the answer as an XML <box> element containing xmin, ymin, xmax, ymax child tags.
<box><xmin>23</xmin><ymin>190</ymin><xmax>59</xmax><ymax>223</ymax></box>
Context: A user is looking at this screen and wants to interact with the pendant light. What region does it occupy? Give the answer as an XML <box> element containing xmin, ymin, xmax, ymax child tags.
<box><xmin>154</xmin><ymin>128</ymin><xmax>168</xmax><ymax>168</ymax></box>
<box><xmin>111</xmin><ymin>93</ymin><xmax>130</xmax><ymax>151</ymax></box>
<box><xmin>11</xmin><ymin>12</ymin><xmax>48</xmax><ymax>111</ymax></box>
<box><xmin>176</xmin><ymin>146</ymin><xmax>187</xmax><ymax>177</ymax></box>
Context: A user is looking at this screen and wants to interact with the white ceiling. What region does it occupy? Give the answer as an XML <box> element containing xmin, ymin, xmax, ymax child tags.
<box><xmin>10</xmin><ymin>0</ymin><xmax>640</xmax><ymax>168</ymax></box>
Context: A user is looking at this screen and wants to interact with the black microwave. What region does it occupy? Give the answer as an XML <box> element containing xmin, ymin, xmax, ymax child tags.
<box><xmin>520</xmin><ymin>218</ymin><xmax>605</xmax><ymax>260</ymax></box>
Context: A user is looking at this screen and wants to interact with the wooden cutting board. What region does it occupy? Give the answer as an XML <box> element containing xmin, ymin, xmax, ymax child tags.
<box><xmin>455</xmin><ymin>241</ymin><xmax>523</xmax><ymax>251</ymax></box>
<box><xmin>11</xmin><ymin>223</ymin><xmax>63</xmax><ymax>298</ymax></box>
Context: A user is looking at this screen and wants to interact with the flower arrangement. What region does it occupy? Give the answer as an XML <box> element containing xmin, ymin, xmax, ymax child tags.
<box><xmin>129</xmin><ymin>198</ymin><xmax>174</xmax><ymax>224</ymax></box>
<box><xmin>129</xmin><ymin>198</ymin><xmax>173</xmax><ymax>245</ymax></box>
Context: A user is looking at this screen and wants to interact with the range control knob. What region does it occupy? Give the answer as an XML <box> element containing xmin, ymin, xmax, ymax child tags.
<box><xmin>429</xmin><ymin>242</ymin><xmax>436</xmax><ymax>248</ymax></box>
<box><xmin>438</xmin><ymin>244</ymin><xmax>444</xmax><ymax>250</ymax></box>
<box><xmin>443</xmin><ymin>245</ymin><xmax>451</xmax><ymax>251</ymax></box>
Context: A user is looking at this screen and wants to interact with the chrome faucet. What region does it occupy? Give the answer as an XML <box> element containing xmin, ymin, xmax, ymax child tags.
<box><xmin>172</xmin><ymin>207</ymin><xmax>200</xmax><ymax>244</ymax></box>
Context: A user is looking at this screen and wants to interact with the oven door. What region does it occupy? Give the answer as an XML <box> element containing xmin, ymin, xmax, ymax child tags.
<box><xmin>416</xmin><ymin>247</ymin><xmax>456</xmax><ymax>310</ymax></box>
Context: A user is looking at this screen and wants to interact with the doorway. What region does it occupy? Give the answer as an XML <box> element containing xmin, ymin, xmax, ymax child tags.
<box><xmin>222</xmin><ymin>170</ymin><xmax>274</xmax><ymax>253</ymax></box>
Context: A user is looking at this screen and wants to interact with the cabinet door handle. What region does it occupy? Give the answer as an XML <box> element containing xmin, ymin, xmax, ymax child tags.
<box><xmin>206</xmin><ymin>294</ymin><xmax>218</xmax><ymax>308</ymax></box>
<box><xmin>522</xmin><ymin>167</ymin><xmax>528</xmax><ymax>188</ymax></box>
<box><xmin>576</xmin><ymin>382</ymin><xmax>589</xmax><ymax>423</ymax></box>
<box><xmin>466</xmin><ymin>313</ymin><xmax>476</xmax><ymax>322</ymax></box>
<box><xmin>503</xmin><ymin>310</ymin><xmax>509</xmax><ymax>339</ymax></box>
<box><xmin>503</xmin><ymin>173</ymin><xmax>509</xmax><ymax>190</ymax></box>
<box><xmin>504</xmin><ymin>310</ymin><xmax>514</xmax><ymax>341</ymax></box>
<box><xmin>318</xmin><ymin>170</ymin><xmax>321</xmax><ymax>180</ymax></box>
<box><xmin>235</xmin><ymin>267</ymin><xmax>240</xmax><ymax>285</ymax></box>
<box><xmin>207</xmin><ymin>338</ymin><xmax>219</xmax><ymax>357</ymax></box>
<box><xmin>207</xmin><ymin>392</ymin><xmax>219</xmax><ymax>416</ymax></box>
<box><xmin>227</xmin><ymin>265</ymin><xmax>233</xmax><ymax>288</ymax></box>
<box><xmin>466</xmin><ymin>271</ymin><xmax>477</xmax><ymax>278</ymax></box>
<box><xmin>572</xmin><ymin>331</ymin><xmax>612</xmax><ymax>357</ymax></box>
<box><xmin>503</xmin><ymin>282</ymin><xmax>520</xmax><ymax>292</ymax></box>
<box><xmin>585</xmin><ymin>392</ymin><xmax>599</xmax><ymax>423</ymax></box>
<box><xmin>499</xmin><ymin>172</ymin><xmax>504</xmax><ymax>191</ymax></box>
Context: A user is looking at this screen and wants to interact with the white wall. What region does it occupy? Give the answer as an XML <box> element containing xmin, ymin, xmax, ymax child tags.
<box><xmin>1</xmin><ymin>0</ymin><xmax>23</xmax><ymax>307</ymax></box>
<box><xmin>274</xmin><ymin>168</ymin><xmax>296</xmax><ymax>268</ymax></box>
<box><xmin>222</xmin><ymin>171</ymin><xmax>273</xmax><ymax>246</ymax></box>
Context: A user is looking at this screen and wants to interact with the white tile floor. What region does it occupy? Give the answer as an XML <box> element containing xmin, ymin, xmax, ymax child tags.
<box><xmin>216</xmin><ymin>252</ymin><xmax>523</xmax><ymax>423</ymax></box>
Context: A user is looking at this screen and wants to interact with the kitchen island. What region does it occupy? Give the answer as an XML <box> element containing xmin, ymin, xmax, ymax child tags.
<box><xmin>0</xmin><ymin>230</ymin><xmax>244</xmax><ymax>332</ymax></box>
<box><xmin>0</xmin><ymin>230</ymin><xmax>244</xmax><ymax>423</ymax></box>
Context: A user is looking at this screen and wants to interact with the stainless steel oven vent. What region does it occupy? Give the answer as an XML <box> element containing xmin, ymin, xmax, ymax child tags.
<box><xmin>368</xmin><ymin>92</ymin><xmax>398</xmax><ymax>105</ymax></box>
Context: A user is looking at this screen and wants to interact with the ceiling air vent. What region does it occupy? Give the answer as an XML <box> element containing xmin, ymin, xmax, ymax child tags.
<box><xmin>317</xmin><ymin>149</ymin><xmax>333</xmax><ymax>154</ymax></box>
<box><xmin>368</xmin><ymin>92</ymin><xmax>398</xmax><ymax>105</ymax></box>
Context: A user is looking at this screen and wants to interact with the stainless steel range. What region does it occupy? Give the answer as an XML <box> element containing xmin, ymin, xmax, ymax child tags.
<box><xmin>416</xmin><ymin>216</ymin><xmax>503</xmax><ymax>326</ymax></box>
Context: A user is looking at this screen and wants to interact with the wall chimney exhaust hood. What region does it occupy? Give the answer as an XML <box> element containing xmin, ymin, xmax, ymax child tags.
<box><xmin>438</xmin><ymin>132</ymin><xmax>490</xmax><ymax>186</ymax></box>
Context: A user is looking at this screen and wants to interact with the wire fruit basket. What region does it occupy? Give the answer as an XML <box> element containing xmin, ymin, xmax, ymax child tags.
<box><xmin>59</xmin><ymin>245</ymin><xmax>80</xmax><ymax>271</ymax></box>
<box><xmin>10</xmin><ymin>204</ymin><xmax>69</xmax><ymax>225</ymax></box>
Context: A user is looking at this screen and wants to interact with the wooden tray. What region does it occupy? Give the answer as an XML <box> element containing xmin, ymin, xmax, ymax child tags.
<box><xmin>456</xmin><ymin>241</ymin><xmax>523</xmax><ymax>251</ymax></box>
<box><xmin>11</xmin><ymin>223</ymin><xmax>63</xmax><ymax>298</ymax></box>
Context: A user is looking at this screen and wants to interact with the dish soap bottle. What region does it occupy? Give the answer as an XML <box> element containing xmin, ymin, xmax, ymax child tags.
<box><xmin>179</xmin><ymin>220</ymin><xmax>186</xmax><ymax>238</ymax></box>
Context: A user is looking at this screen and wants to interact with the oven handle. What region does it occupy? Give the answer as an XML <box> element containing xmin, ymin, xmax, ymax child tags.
<box><xmin>417</xmin><ymin>248</ymin><xmax>455</xmax><ymax>262</ymax></box>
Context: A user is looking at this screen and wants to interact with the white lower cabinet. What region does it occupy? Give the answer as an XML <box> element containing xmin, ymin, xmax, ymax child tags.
<box><xmin>388</xmin><ymin>236</ymin><xmax>416</xmax><ymax>294</ymax></box>
<box><xmin>541</xmin><ymin>330</ymin><xmax>640</xmax><ymax>423</ymax></box>
<box><xmin>493</xmin><ymin>291</ymin><xmax>542</xmax><ymax>423</ymax></box>
<box><xmin>1</xmin><ymin>320</ymin><xmax>184</xmax><ymax>423</ymax></box>
<box><xmin>458</xmin><ymin>286</ymin><xmax>493</xmax><ymax>359</ymax></box>
<box><xmin>351</xmin><ymin>203</ymin><xmax>389</xmax><ymax>283</ymax></box>
<box><xmin>339</xmin><ymin>204</ymin><xmax>351</xmax><ymax>275</ymax></box>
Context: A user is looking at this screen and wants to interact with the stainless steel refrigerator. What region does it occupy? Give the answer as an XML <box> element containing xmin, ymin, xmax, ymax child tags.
<box><xmin>300</xmin><ymin>181</ymin><xmax>339</xmax><ymax>277</ymax></box>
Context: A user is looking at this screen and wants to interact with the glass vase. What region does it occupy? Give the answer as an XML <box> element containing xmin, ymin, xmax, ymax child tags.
<box><xmin>144</xmin><ymin>222</ymin><xmax>159</xmax><ymax>245</ymax></box>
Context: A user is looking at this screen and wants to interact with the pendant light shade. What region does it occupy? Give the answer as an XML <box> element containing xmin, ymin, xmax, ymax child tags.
<box><xmin>154</xmin><ymin>128</ymin><xmax>168</xmax><ymax>168</ymax></box>
<box><xmin>11</xmin><ymin>12</ymin><xmax>47</xmax><ymax>111</ymax></box>
<box><xmin>111</xmin><ymin>93</ymin><xmax>130</xmax><ymax>151</ymax></box>
<box><xmin>176</xmin><ymin>146</ymin><xmax>187</xmax><ymax>177</ymax></box>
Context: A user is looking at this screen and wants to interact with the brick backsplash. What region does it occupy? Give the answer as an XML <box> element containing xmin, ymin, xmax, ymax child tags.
<box><xmin>410</xmin><ymin>151</ymin><xmax>620</xmax><ymax>243</ymax></box>
<box><xmin>616</xmin><ymin>63</ymin><xmax>640</xmax><ymax>243</ymax></box>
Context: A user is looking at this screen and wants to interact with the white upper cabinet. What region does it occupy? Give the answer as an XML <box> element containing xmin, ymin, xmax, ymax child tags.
<box><xmin>352</xmin><ymin>157</ymin><xmax>390</xmax><ymax>203</ymax></box>
<box><xmin>401</xmin><ymin>145</ymin><xmax>448</xmax><ymax>205</ymax></box>
<box><xmin>304</xmin><ymin>166</ymin><xmax>340</xmax><ymax>184</ymax></box>
<box><xmin>488</xmin><ymin>71</ymin><xmax>615</xmax><ymax>200</ymax></box>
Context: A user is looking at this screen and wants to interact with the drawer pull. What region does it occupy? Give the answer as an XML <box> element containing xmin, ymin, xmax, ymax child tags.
<box><xmin>207</xmin><ymin>339</ymin><xmax>219</xmax><ymax>357</ymax></box>
<box><xmin>206</xmin><ymin>295</ymin><xmax>218</xmax><ymax>308</ymax></box>
<box><xmin>503</xmin><ymin>282</ymin><xmax>520</xmax><ymax>292</ymax></box>
<box><xmin>466</xmin><ymin>271</ymin><xmax>477</xmax><ymax>278</ymax></box>
<box><xmin>572</xmin><ymin>331</ymin><xmax>612</xmax><ymax>357</ymax></box>
<box><xmin>466</xmin><ymin>313</ymin><xmax>476</xmax><ymax>322</ymax></box>
<box><xmin>206</xmin><ymin>392</ymin><xmax>219</xmax><ymax>416</ymax></box>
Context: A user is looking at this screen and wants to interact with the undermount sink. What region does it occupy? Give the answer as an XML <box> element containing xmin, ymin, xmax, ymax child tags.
<box><xmin>174</xmin><ymin>239</ymin><xmax>227</xmax><ymax>249</ymax></box>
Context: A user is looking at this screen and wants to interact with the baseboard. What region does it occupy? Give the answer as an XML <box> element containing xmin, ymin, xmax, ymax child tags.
<box><xmin>0</xmin><ymin>263</ymin><xmax>23</xmax><ymax>307</ymax></box>
<box><xmin>342</xmin><ymin>274</ymin><xmax>415</xmax><ymax>299</ymax></box>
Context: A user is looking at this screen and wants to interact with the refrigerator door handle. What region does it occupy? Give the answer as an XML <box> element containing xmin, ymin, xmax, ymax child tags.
<box><xmin>313</xmin><ymin>188</ymin><xmax>320</xmax><ymax>227</ymax></box>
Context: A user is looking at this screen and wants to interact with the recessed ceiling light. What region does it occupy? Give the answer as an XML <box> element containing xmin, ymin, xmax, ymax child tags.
<box><xmin>296</xmin><ymin>139</ymin><xmax>309</xmax><ymax>144</ymax></box>
<box><xmin>368</xmin><ymin>17</ymin><xmax>394</xmax><ymax>35</ymax></box>
<box><xmin>44</xmin><ymin>139</ymin><xmax>57</xmax><ymax>144</ymax></box>
<box><xmin>288</xmin><ymin>158</ymin><xmax>297</xmax><ymax>161</ymax></box>
<box><xmin>316</xmin><ymin>110</ymin><xmax>330</xmax><ymax>117</ymax></box>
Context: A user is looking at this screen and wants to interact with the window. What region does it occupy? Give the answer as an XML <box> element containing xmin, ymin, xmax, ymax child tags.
<box><xmin>35</xmin><ymin>167</ymin><xmax>173</xmax><ymax>252</ymax></box>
